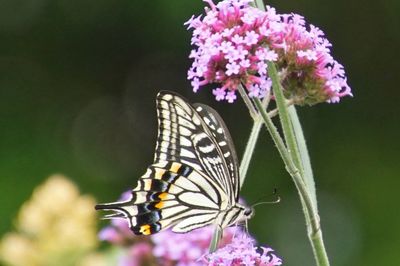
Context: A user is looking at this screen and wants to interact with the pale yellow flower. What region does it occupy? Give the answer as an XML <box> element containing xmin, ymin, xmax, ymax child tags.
<box><xmin>0</xmin><ymin>175</ymin><xmax>107</xmax><ymax>266</ymax></box>
<box><xmin>0</xmin><ymin>233</ymin><xmax>38</xmax><ymax>266</ymax></box>
<box><xmin>77</xmin><ymin>252</ymin><xmax>108</xmax><ymax>266</ymax></box>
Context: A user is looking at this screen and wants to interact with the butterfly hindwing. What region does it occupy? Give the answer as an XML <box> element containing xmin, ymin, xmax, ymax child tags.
<box><xmin>193</xmin><ymin>103</ymin><xmax>240</xmax><ymax>202</ymax></box>
<box><xmin>96</xmin><ymin>161</ymin><xmax>227</xmax><ymax>235</ymax></box>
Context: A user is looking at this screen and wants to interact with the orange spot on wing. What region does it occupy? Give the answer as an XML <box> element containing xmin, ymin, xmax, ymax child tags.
<box><xmin>140</xmin><ymin>224</ymin><xmax>151</xmax><ymax>235</ymax></box>
<box><xmin>158</xmin><ymin>192</ymin><xmax>168</xmax><ymax>200</ymax></box>
<box><xmin>155</xmin><ymin>201</ymin><xmax>164</xmax><ymax>209</ymax></box>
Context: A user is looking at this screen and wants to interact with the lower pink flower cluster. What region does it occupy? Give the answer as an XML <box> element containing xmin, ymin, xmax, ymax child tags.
<box><xmin>100</xmin><ymin>220</ymin><xmax>282</xmax><ymax>266</ymax></box>
<box><xmin>204</xmin><ymin>235</ymin><xmax>282</xmax><ymax>266</ymax></box>
<box><xmin>99</xmin><ymin>216</ymin><xmax>281</xmax><ymax>265</ymax></box>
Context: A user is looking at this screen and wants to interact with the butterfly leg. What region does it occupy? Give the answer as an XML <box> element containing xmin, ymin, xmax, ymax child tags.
<box><xmin>209</xmin><ymin>224</ymin><xmax>223</xmax><ymax>253</ymax></box>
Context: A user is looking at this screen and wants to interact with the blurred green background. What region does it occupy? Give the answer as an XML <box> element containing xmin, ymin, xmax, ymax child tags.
<box><xmin>1</xmin><ymin>0</ymin><xmax>399</xmax><ymax>265</ymax></box>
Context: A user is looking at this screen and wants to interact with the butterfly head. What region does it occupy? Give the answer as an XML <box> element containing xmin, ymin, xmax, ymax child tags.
<box><xmin>243</xmin><ymin>206</ymin><xmax>255</xmax><ymax>219</ymax></box>
<box><xmin>228</xmin><ymin>203</ymin><xmax>254</xmax><ymax>227</ymax></box>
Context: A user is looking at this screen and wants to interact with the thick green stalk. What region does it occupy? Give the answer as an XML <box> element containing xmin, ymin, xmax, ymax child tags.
<box><xmin>254</xmin><ymin>0</ymin><xmax>265</xmax><ymax>10</ymax></box>
<box><xmin>250</xmin><ymin>1</ymin><xmax>327</xmax><ymax>265</ymax></box>
<box><xmin>253</xmin><ymin>98</ymin><xmax>315</xmax><ymax>221</ymax></box>
<box><xmin>255</xmin><ymin>62</ymin><xmax>330</xmax><ymax>266</ymax></box>
<box><xmin>267</xmin><ymin>62</ymin><xmax>304</xmax><ymax>177</ymax></box>
<box><xmin>253</xmin><ymin>98</ymin><xmax>329</xmax><ymax>266</ymax></box>
<box><xmin>288</xmin><ymin>106</ymin><xmax>317</xmax><ymax>207</ymax></box>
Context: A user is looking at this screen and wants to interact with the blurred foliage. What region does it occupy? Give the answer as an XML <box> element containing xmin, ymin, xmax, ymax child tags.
<box><xmin>0</xmin><ymin>0</ymin><xmax>399</xmax><ymax>265</ymax></box>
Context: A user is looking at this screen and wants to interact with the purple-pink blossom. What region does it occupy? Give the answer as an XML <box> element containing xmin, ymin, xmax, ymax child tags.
<box><xmin>204</xmin><ymin>235</ymin><xmax>282</xmax><ymax>266</ymax></box>
<box><xmin>152</xmin><ymin>226</ymin><xmax>239</xmax><ymax>266</ymax></box>
<box><xmin>99</xmin><ymin>218</ymin><xmax>248</xmax><ymax>266</ymax></box>
<box><xmin>186</xmin><ymin>0</ymin><xmax>352</xmax><ymax>105</ymax></box>
<box><xmin>100</xmin><ymin>217</ymin><xmax>282</xmax><ymax>266</ymax></box>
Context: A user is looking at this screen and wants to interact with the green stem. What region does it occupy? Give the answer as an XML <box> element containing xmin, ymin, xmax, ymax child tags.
<box><xmin>254</xmin><ymin>0</ymin><xmax>266</xmax><ymax>10</ymax></box>
<box><xmin>288</xmin><ymin>106</ymin><xmax>317</xmax><ymax>207</ymax></box>
<box><xmin>237</xmin><ymin>82</ymin><xmax>258</xmax><ymax>120</ymax></box>
<box><xmin>255</xmin><ymin>61</ymin><xmax>330</xmax><ymax>265</ymax></box>
<box><xmin>239</xmin><ymin>117</ymin><xmax>263</xmax><ymax>188</ymax></box>
<box><xmin>248</xmin><ymin>3</ymin><xmax>327</xmax><ymax>265</ymax></box>
<box><xmin>253</xmin><ymin>98</ymin><xmax>330</xmax><ymax>266</ymax></box>
<box><xmin>238</xmin><ymin>101</ymin><xmax>284</xmax><ymax>188</ymax></box>
<box><xmin>267</xmin><ymin>61</ymin><xmax>304</xmax><ymax>177</ymax></box>
<box><xmin>237</xmin><ymin>84</ymin><xmax>274</xmax><ymax>187</ymax></box>
<box><xmin>253</xmin><ymin>98</ymin><xmax>315</xmax><ymax>217</ymax></box>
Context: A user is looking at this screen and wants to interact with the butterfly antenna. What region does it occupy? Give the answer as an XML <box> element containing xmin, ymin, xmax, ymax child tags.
<box><xmin>250</xmin><ymin>188</ymin><xmax>281</xmax><ymax>208</ymax></box>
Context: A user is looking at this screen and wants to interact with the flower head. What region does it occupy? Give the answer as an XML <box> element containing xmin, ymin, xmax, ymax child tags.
<box><xmin>0</xmin><ymin>175</ymin><xmax>104</xmax><ymax>266</ymax></box>
<box><xmin>100</xmin><ymin>212</ymin><xmax>240</xmax><ymax>266</ymax></box>
<box><xmin>186</xmin><ymin>0</ymin><xmax>352</xmax><ymax>105</ymax></box>
<box><xmin>152</xmin><ymin>226</ymin><xmax>238</xmax><ymax>265</ymax></box>
<box><xmin>204</xmin><ymin>235</ymin><xmax>282</xmax><ymax>266</ymax></box>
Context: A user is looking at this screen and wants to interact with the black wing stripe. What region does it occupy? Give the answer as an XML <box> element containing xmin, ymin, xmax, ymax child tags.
<box><xmin>191</xmin><ymin>132</ymin><xmax>227</xmax><ymax>189</ymax></box>
<box><xmin>193</xmin><ymin>103</ymin><xmax>240</xmax><ymax>201</ymax></box>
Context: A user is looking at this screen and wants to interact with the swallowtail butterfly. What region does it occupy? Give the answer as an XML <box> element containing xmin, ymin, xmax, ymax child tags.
<box><xmin>95</xmin><ymin>91</ymin><xmax>253</xmax><ymax>235</ymax></box>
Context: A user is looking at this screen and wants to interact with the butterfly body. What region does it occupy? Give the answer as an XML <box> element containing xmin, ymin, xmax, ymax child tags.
<box><xmin>96</xmin><ymin>91</ymin><xmax>252</xmax><ymax>235</ymax></box>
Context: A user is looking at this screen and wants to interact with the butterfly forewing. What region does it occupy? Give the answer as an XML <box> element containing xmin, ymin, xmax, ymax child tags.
<box><xmin>154</xmin><ymin>93</ymin><xmax>202</xmax><ymax>171</ymax></box>
<box><xmin>154</xmin><ymin>92</ymin><xmax>235</xmax><ymax>195</ymax></box>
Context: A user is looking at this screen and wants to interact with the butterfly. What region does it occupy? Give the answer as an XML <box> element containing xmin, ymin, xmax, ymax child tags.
<box><xmin>95</xmin><ymin>91</ymin><xmax>253</xmax><ymax>235</ymax></box>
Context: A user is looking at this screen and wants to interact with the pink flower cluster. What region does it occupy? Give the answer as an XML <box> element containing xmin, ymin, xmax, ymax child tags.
<box><xmin>204</xmin><ymin>235</ymin><xmax>282</xmax><ymax>266</ymax></box>
<box><xmin>186</xmin><ymin>0</ymin><xmax>352</xmax><ymax>105</ymax></box>
<box><xmin>101</xmin><ymin>221</ymin><xmax>282</xmax><ymax>266</ymax></box>
<box><xmin>151</xmin><ymin>226</ymin><xmax>237</xmax><ymax>266</ymax></box>
<box><xmin>100</xmin><ymin>219</ymin><xmax>251</xmax><ymax>265</ymax></box>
